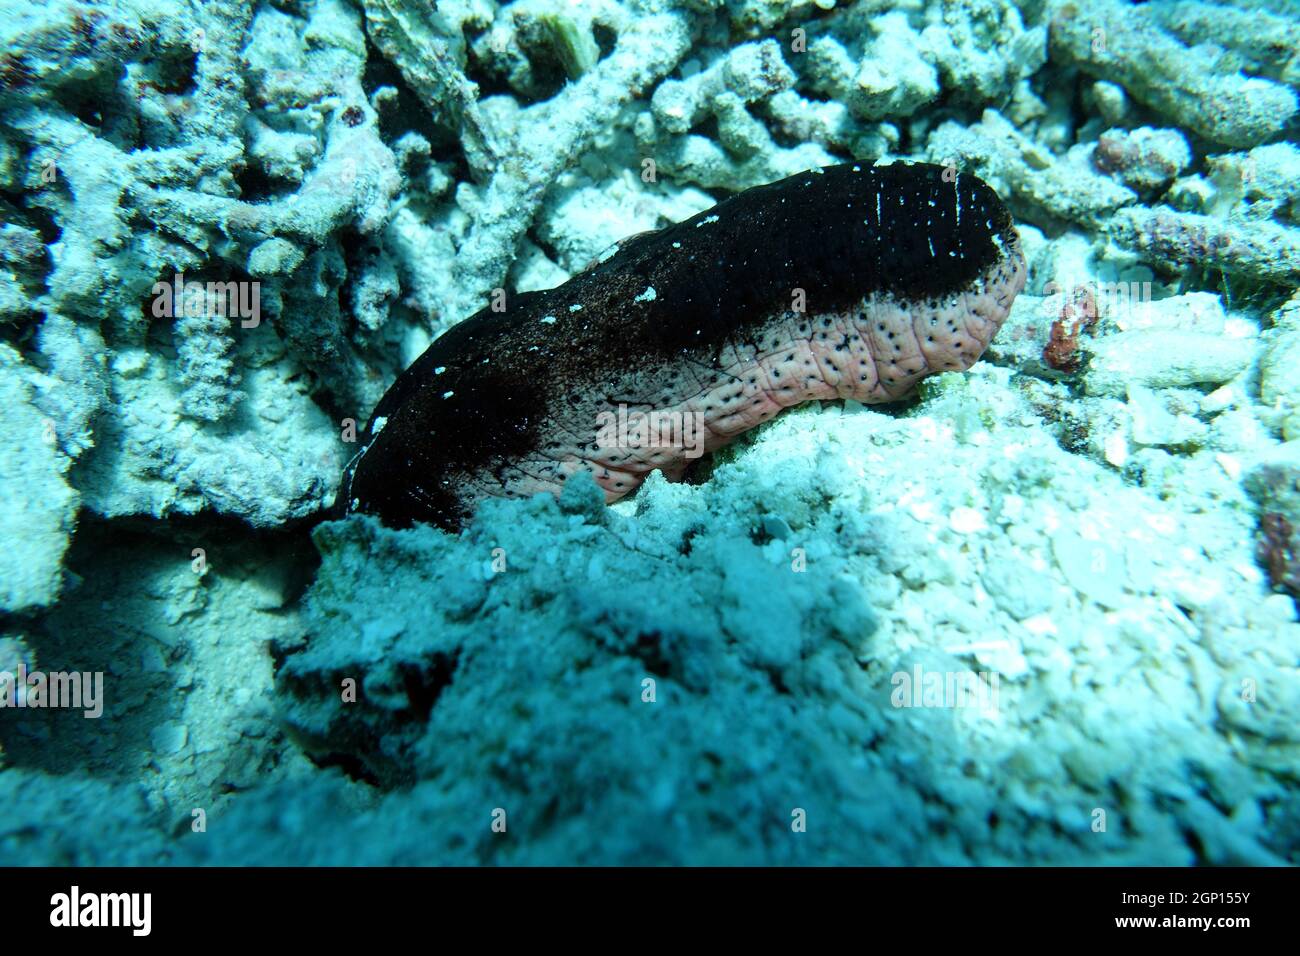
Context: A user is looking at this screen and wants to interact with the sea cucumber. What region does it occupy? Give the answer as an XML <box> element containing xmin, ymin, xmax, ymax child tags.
<box><xmin>339</xmin><ymin>161</ymin><xmax>1026</xmax><ymax>530</ymax></box>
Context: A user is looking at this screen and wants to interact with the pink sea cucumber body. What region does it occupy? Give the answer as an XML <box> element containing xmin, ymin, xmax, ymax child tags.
<box><xmin>502</xmin><ymin>263</ymin><xmax>1022</xmax><ymax>502</ymax></box>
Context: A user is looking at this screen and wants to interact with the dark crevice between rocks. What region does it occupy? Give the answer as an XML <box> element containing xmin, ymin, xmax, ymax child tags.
<box><xmin>399</xmin><ymin>652</ymin><xmax>459</xmax><ymax>723</ymax></box>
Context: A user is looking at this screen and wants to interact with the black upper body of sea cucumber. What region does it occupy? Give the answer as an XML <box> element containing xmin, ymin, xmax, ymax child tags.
<box><xmin>338</xmin><ymin>161</ymin><xmax>1021</xmax><ymax>531</ymax></box>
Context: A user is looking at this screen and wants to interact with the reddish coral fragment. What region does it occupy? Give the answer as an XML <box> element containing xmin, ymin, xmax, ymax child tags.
<box><xmin>1043</xmin><ymin>285</ymin><xmax>1099</xmax><ymax>372</ymax></box>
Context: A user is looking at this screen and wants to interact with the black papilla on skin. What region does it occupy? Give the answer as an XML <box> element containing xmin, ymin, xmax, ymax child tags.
<box><xmin>338</xmin><ymin>161</ymin><xmax>1020</xmax><ymax>531</ymax></box>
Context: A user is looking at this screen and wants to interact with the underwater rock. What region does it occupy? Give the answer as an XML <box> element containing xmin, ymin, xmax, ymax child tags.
<box><xmin>30</xmin><ymin>313</ymin><xmax>108</xmax><ymax>460</ymax></box>
<box><xmin>360</xmin><ymin>0</ymin><xmax>491</xmax><ymax>138</ymax></box>
<box><xmin>0</xmin><ymin>0</ymin><xmax>401</xmax><ymax>525</ymax></box>
<box><xmin>922</xmin><ymin>0</ymin><xmax>1048</xmax><ymax>105</ymax></box>
<box><xmin>280</xmin><ymin>489</ymin><xmax>881</xmax><ymax>794</ymax></box>
<box><xmin>763</xmin><ymin>88</ymin><xmax>898</xmax><ymax>160</ymax></box>
<box><xmin>1107</xmin><ymin>206</ymin><xmax>1300</xmax><ymax>283</ymax></box>
<box><xmin>0</xmin><ymin>223</ymin><xmax>46</xmax><ymax>323</ymax></box>
<box><xmin>652</xmin><ymin>40</ymin><xmax>795</xmax><ymax>135</ymax></box>
<box><xmin>639</xmin><ymin>38</ymin><xmax>835</xmax><ymax>188</ymax></box>
<box><xmin>1245</xmin><ymin>442</ymin><xmax>1300</xmax><ymax>532</ymax></box>
<box><xmin>440</xmin><ymin>5</ymin><xmax>692</xmax><ymax>327</ymax></box>
<box><xmin>1049</xmin><ymin>0</ymin><xmax>1298</xmax><ymax>148</ymax></box>
<box><xmin>535</xmin><ymin>176</ymin><xmax>715</xmax><ymax>277</ymax></box>
<box><xmin>1202</xmin><ymin>143</ymin><xmax>1300</xmax><ymax>224</ymax></box>
<box><xmin>1148</xmin><ymin>0</ymin><xmax>1300</xmax><ymax>88</ymax></box>
<box><xmin>805</xmin><ymin>14</ymin><xmax>941</xmax><ymax>121</ymax></box>
<box><xmin>801</xmin><ymin>0</ymin><xmax>1046</xmax><ymax>120</ymax></box>
<box><xmin>1084</xmin><ymin>331</ymin><xmax>1256</xmax><ymax>397</ymax></box>
<box><xmin>0</xmin><ymin>769</ymin><xmax>173</xmax><ymax>865</ymax></box>
<box><xmin>639</xmin><ymin>115</ymin><xmax>837</xmax><ymax>192</ymax></box>
<box><xmin>1260</xmin><ymin>294</ymin><xmax>1300</xmax><ymax>442</ymax></box>
<box><xmin>276</xmin><ymin>384</ymin><xmax>1297</xmax><ymax>864</ymax></box>
<box><xmin>0</xmin><ymin>345</ymin><xmax>78</xmax><ymax>612</ymax></box>
<box><xmin>1093</xmin><ymin>127</ymin><xmax>1192</xmax><ymax>195</ymax></box>
<box><xmin>926</xmin><ymin>110</ymin><xmax>1136</xmax><ymax>228</ymax></box>
<box><xmin>74</xmin><ymin>335</ymin><xmax>344</xmax><ymax>528</ymax></box>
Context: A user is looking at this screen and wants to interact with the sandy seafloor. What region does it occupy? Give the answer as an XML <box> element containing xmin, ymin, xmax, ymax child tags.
<box><xmin>1</xmin><ymin>0</ymin><xmax>1299</xmax><ymax>864</ymax></box>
